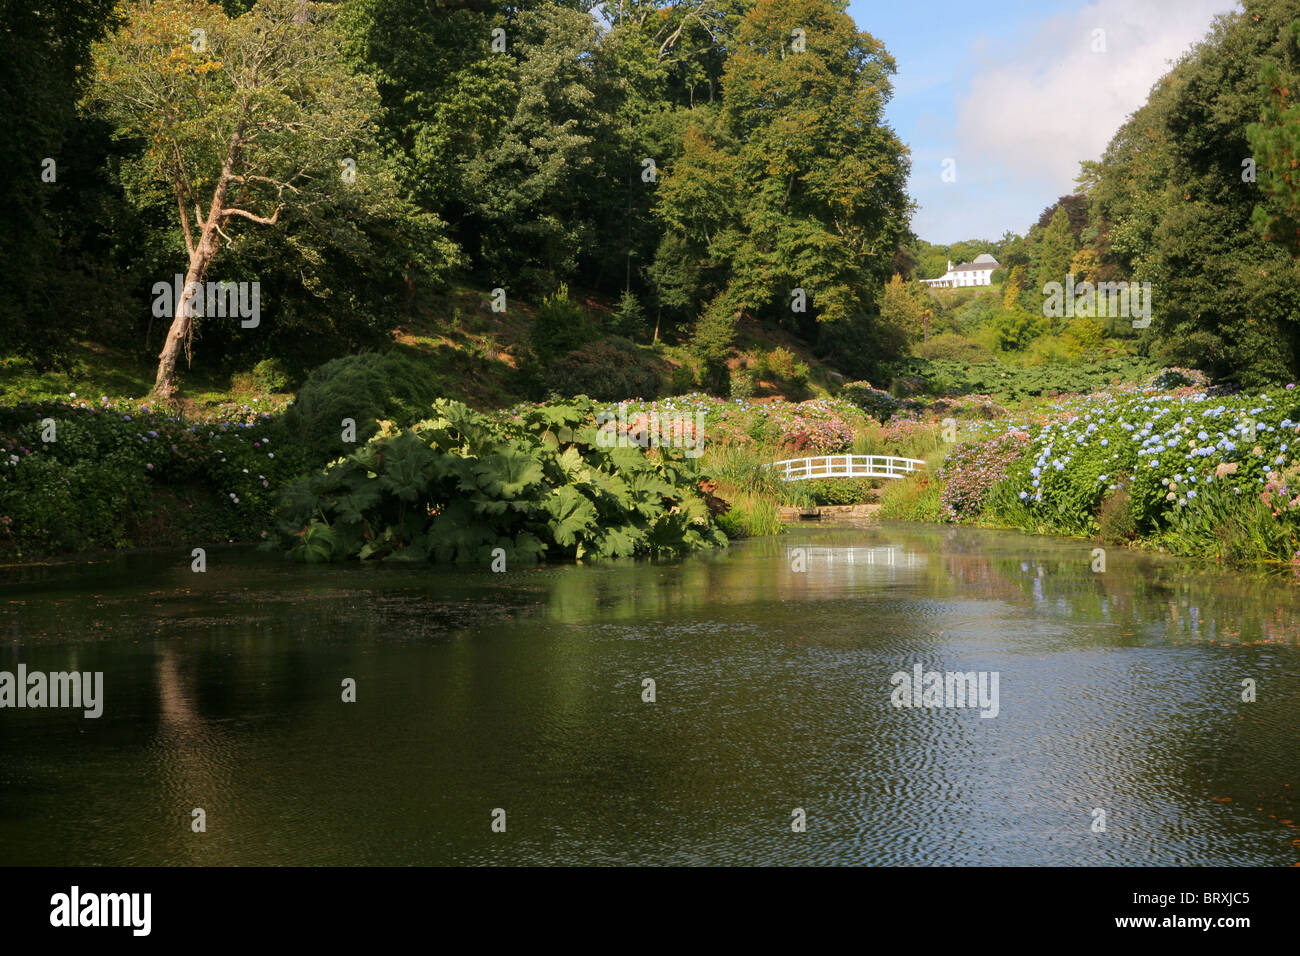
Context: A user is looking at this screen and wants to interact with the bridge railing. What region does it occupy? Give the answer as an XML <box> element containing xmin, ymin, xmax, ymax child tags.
<box><xmin>767</xmin><ymin>454</ymin><xmax>927</xmax><ymax>482</ymax></box>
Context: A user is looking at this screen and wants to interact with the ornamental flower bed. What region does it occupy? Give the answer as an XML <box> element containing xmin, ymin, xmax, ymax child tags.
<box><xmin>938</xmin><ymin>431</ymin><xmax>1031</xmax><ymax>521</ymax></box>
<box><xmin>587</xmin><ymin>393</ymin><xmax>872</xmax><ymax>454</ymax></box>
<box><xmin>992</xmin><ymin>386</ymin><xmax>1300</xmax><ymax>536</ymax></box>
<box><xmin>0</xmin><ymin>398</ymin><xmax>306</xmax><ymax>555</ymax></box>
<box><xmin>776</xmin><ymin>412</ymin><xmax>857</xmax><ymax>455</ymax></box>
<box><xmin>841</xmin><ymin>381</ymin><xmax>900</xmax><ymax>422</ymax></box>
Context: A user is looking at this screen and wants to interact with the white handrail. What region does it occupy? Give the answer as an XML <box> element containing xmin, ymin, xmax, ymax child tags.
<box><xmin>767</xmin><ymin>454</ymin><xmax>927</xmax><ymax>481</ymax></box>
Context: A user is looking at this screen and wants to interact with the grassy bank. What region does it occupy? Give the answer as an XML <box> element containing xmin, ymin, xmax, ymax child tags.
<box><xmin>9</xmin><ymin>326</ymin><xmax>1294</xmax><ymax>575</ymax></box>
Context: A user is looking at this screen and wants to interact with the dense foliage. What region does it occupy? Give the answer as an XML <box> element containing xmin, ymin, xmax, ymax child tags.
<box><xmin>884</xmin><ymin>357</ymin><xmax>1162</xmax><ymax>403</ymax></box>
<box><xmin>543</xmin><ymin>337</ymin><xmax>665</xmax><ymax>401</ymax></box>
<box><xmin>0</xmin><ymin>0</ymin><xmax>920</xmax><ymax>398</ymax></box>
<box><xmin>270</xmin><ymin>398</ymin><xmax>727</xmax><ymax>563</ymax></box>
<box><xmin>0</xmin><ymin>398</ymin><xmax>305</xmax><ymax>556</ymax></box>
<box><xmin>871</xmin><ymin>375</ymin><xmax>1300</xmax><ymax>568</ymax></box>
<box><xmin>1054</xmin><ymin>0</ymin><xmax>1300</xmax><ymax>385</ymax></box>
<box><xmin>283</xmin><ymin>352</ymin><xmax>445</xmax><ymax>462</ymax></box>
<box><xmin>984</xmin><ymin>386</ymin><xmax>1300</xmax><ymax>539</ymax></box>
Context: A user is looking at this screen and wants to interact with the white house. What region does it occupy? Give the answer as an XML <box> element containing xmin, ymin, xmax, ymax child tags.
<box><xmin>919</xmin><ymin>253</ymin><xmax>999</xmax><ymax>288</ymax></box>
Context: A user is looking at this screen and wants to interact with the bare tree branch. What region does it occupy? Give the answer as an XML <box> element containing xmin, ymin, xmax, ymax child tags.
<box><xmin>222</xmin><ymin>206</ymin><xmax>282</xmax><ymax>226</ymax></box>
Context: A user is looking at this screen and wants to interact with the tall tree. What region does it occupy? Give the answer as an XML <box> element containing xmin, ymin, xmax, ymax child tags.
<box><xmin>87</xmin><ymin>0</ymin><xmax>443</xmax><ymax>397</ymax></box>
<box><xmin>1248</xmin><ymin>19</ymin><xmax>1300</xmax><ymax>256</ymax></box>
<box><xmin>879</xmin><ymin>274</ymin><xmax>927</xmax><ymax>344</ymax></box>
<box><xmin>1090</xmin><ymin>0</ymin><xmax>1300</xmax><ymax>383</ymax></box>
<box><xmin>656</xmin><ymin>0</ymin><xmax>911</xmax><ymax>365</ymax></box>
<box><xmin>1034</xmin><ymin>205</ymin><xmax>1076</xmax><ymax>296</ymax></box>
<box><xmin>463</xmin><ymin>2</ymin><xmax>610</xmax><ymax>288</ymax></box>
<box><xmin>0</xmin><ymin>0</ymin><xmax>121</xmax><ymax>363</ymax></box>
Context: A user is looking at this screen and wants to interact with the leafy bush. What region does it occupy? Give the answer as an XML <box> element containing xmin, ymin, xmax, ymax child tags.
<box><xmin>0</xmin><ymin>399</ymin><xmax>306</xmax><ymax>556</ymax></box>
<box><xmin>269</xmin><ymin>397</ymin><xmax>727</xmax><ymax>563</ymax></box>
<box><xmin>667</xmin><ymin>360</ymin><xmax>699</xmax><ymax>395</ymax></box>
<box><xmin>531</xmin><ymin>283</ymin><xmax>593</xmax><ymax>362</ymax></box>
<box><xmin>759</xmin><ymin>347</ymin><xmax>809</xmax><ymax>384</ymax></box>
<box><xmin>914</xmin><ymin>333</ymin><xmax>994</xmax><ymax>363</ymax></box>
<box><xmin>543</xmin><ymin>337</ymin><xmax>663</xmax><ymax>401</ymax></box>
<box><xmin>949</xmin><ymin>295</ymin><xmax>998</xmax><ymax>334</ymax></box>
<box><xmin>1146</xmin><ymin>367</ymin><xmax>1209</xmax><ymax>390</ymax></box>
<box><xmin>987</xmin><ymin>387</ymin><xmax>1300</xmax><ymax>545</ymax></box>
<box><xmin>692</xmin><ymin>294</ymin><xmax>739</xmax><ymax>392</ymax></box>
<box><xmin>841</xmin><ymin>381</ymin><xmax>901</xmax><ymax>422</ymax></box>
<box><xmin>1156</xmin><ymin>476</ymin><xmax>1297</xmax><ymax>565</ymax></box>
<box><xmin>993</xmin><ymin>308</ymin><xmax>1045</xmax><ymax>351</ymax></box>
<box><xmin>885</xmin><ymin>357</ymin><xmax>1164</xmax><ymax>403</ymax></box>
<box><xmin>1097</xmin><ymin>486</ymin><xmax>1136</xmax><ymax>543</ymax></box>
<box><xmin>938</xmin><ymin>432</ymin><xmax>1030</xmax><ymax>521</ymax></box>
<box><xmin>729</xmin><ymin>368</ymin><xmax>756</xmax><ymax>399</ymax></box>
<box><xmin>248</xmin><ymin>358</ymin><xmax>291</xmax><ymax>393</ymax></box>
<box><xmin>1024</xmin><ymin>334</ymin><xmax>1075</xmax><ymax>366</ymax></box>
<box><xmin>284</xmin><ymin>352</ymin><xmax>442</xmax><ymax>462</ymax></box>
<box><xmin>797</xmin><ymin>477</ymin><xmax>875</xmax><ymax>505</ymax></box>
<box><xmin>609</xmin><ymin>291</ymin><xmax>648</xmax><ymax>340</ymax></box>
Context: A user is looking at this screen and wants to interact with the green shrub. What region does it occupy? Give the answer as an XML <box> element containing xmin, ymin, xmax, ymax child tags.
<box><xmin>990</xmin><ymin>387</ymin><xmax>1298</xmax><ymax>548</ymax></box>
<box><xmin>993</xmin><ymin>308</ymin><xmax>1045</xmax><ymax>351</ymax></box>
<box><xmin>0</xmin><ymin>400</ymin><xmax>307</xmax><ymax>557</ymax></box>
<box><xmin>1155</xmin><ymin>478</ymin><xmax>1297</xmax><ymax>566</ymax></box>
<box><xmin>797</xmin><ymin>477</ymin><xmax>875</xmax><ymax>505</ymax></box>
<box><xmin>531</xmin><ymin>282</ymin><xmax>593</xmax><ymax>361</ymax></box>
<box><xmin>914</xmin><ymin>333</ymin><xmax>994</xmax><ymax>364</ymax></box>
<box><xmin>610</xmin><ymin>291</ymin><xmax>648</xmax><ymax>340</ymax></box>
<box><xmin>284</xmin><ymin>352</ymin><xmax>442</xmax><ymax>463</ymax></box>
<box><xmin>883</xmin><ymin>356</ymin><xmax>1163</xmax><ymax>403</ymax></box>
<box><xmin>692</xmin><ymin>294</ymin><xmax>740</xmax><ymax>392</ymax></box>
<box><xmin>761</xmin><ymin>347</ymin><xmax>809</xmax><ymax>384</ymax></box>
<box><xmin>950</xmin><ymin>295</ymin><xmax>998</xmax><ymax>334</ymax></box>
<box><xmin>270</xmin><ymin>397</ymin><xmax>727</xmax><ymax>563</ymax></box>
<box><xmin>668</xmin><ymin>362</ymin><xmax>699</xmax><ymax>394</ymax></box>
<box><xmin>1097</xmin><ymin>486</ymin><xmax>1137</xmax><ymax>543</ymax></box>
<box><xmin>1024</xmin><ymin>334</ymin><xmax>1076</xmax><ymax>366</ymax></box>
<box><xmin>729</xmin><ymin>368</ymin><xmax>756</xmax><ymax>399</ymax></box>
<box><xmin>841</xmin><ymin>381</ymin><xmax>901</xmax><ymax>422</ymax></box>
<box><xmin>543</xmin><ymin>337</ymin><xmax>663</xmax><ymax>401</ymax></box>
<box><xmin>249</xmin><ymin>358</ymin><xmax>291</xmax><ymax>393</ymax></box>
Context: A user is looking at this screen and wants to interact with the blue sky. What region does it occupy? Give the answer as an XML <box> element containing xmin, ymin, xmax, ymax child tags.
<box><xmin>846</xmin><ymin>0</ymin><xmax>1241</xmax><ymax>245</ymax></box>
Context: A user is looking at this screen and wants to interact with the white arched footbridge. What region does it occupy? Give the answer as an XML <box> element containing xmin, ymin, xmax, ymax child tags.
<box><xmin>768</xmin><ymin>454</ymin><xmax>927</xmax><ymax>482</ymax></box>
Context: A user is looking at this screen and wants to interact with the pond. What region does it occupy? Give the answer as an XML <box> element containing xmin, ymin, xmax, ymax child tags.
<box><xmin>2</xmin><ymin>523</ymin><xmax>1297</xmax><ymax>865</ymax></box>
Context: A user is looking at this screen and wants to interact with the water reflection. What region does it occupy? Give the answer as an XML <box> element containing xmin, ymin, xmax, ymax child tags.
<box><xmin>1</xmin><ymin>523</ymin><xmax>1297</xmax><ymax>865</ymax></box>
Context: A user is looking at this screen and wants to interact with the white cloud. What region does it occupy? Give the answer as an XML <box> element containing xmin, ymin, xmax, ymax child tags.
<box><xmin>956</xmin><ymin>0</ymin><xmax>1240</xmax><ymax>193</ymax></box>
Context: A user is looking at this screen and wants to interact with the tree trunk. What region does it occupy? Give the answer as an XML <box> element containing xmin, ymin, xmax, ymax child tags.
<box><xmin>152</xmin><ymin>252</ymin><xmax>206</xmax><ymax>400</ymax></box>
<box><xmin>152</xmin><ymin>127</ymin><xmax>243</xmax><ymax>400</ymax></box>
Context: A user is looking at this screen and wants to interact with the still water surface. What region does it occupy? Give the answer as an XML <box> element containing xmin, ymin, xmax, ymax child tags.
<box><xmin>2</xmin><ymin>522</ymin><xmax>1297</xmax><ymax>865</ymax></box>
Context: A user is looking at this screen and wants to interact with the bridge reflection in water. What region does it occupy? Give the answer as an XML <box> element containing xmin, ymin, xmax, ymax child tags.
<box><xmin>788</xmin><ymin>544</ymin><xmax>927</xmax><ymax>572</ymax></box>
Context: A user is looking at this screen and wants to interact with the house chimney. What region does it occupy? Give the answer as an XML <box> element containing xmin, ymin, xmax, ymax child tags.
<box><xmin>947</xmin><ymin>260</ymin><xmax>953</xmax><ymax>272</ymax></box>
